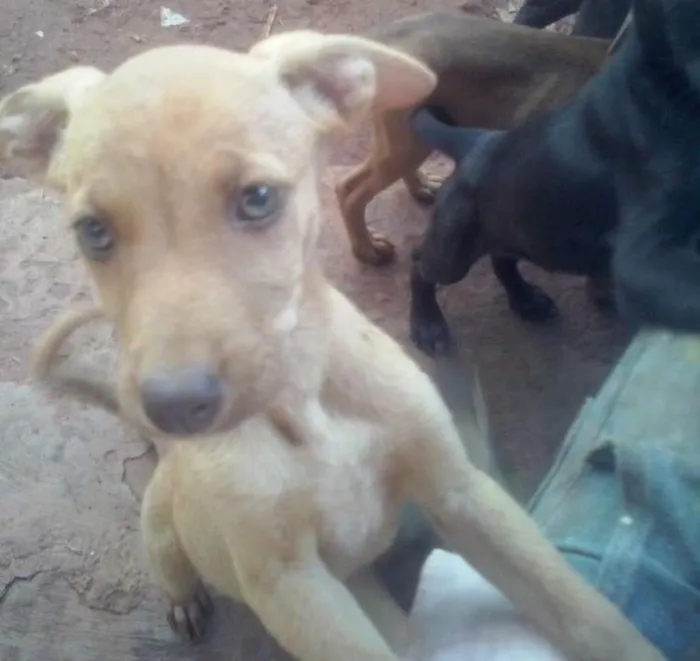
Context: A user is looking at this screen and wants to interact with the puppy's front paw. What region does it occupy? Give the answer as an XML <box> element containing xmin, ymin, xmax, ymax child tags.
<box><xmin>410</xmin><ymin>316</ymin><xmax>454</xmax><ymax>356</ymax></box>
<box><xmin>167</xmin><ymin>586</ymin><xmax>214</xmax><ymax>643</ymax></box>
<box><xmin>353</xmin><ymin>230</ymin><xmax>396</xmax><ymax>266</ymax></box>
<box><xmin>509</xmin><ymin>286</ymin><xmax>559</xmax><ymax>323</ymax></box>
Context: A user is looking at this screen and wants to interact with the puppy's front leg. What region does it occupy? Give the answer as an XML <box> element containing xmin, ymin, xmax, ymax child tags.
<box><xmin>231</xmin><ymin>524</ymin><xmax>397</xmax><ymax>661</ymax></box>
<box><xmin>142</xmin><ymin>465</ymin><xmax>213</xmax><ymax>641</ymax></box>
<box><xmin>402</xmin><ymin>410</ymin><xmax>665</xmax><ymax>661</ymax></box>
<box><xmin>346</xmin><ymin>567</ymin><xmax>409</xmax><ymax>653</ymax></box>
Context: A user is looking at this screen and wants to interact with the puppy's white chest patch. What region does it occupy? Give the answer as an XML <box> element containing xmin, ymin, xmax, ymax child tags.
<box><xmin>303</xmin><ymin>402</ymin><xmax>398</xmax><ymax>577</ymax></box>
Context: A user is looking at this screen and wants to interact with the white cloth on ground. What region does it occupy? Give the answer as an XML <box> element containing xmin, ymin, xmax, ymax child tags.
<box><xmin>404</xmin><ymin>549</ymin><xmax>567</xmax><ymax>661</ymax></box>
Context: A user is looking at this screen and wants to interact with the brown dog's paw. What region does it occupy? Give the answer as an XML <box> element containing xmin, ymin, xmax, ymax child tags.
<box><xmin>167</xmin><ymin>586</ymin><xmax>214</xmax><ymax>643</ymax></box>
<box><xmin>353</xmin><ymin>230</ymin><xmax>396</xmax><ymax>266</ymax></box>
<box><xmin>408</xmin><ymin>173</ymin><xmax>443</xmax><ymax>205</ymax></box>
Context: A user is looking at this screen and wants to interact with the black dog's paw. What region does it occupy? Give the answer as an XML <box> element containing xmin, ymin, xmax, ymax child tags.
<box><xmin>410</xmin><ymin>316</ymin><xmax>455</xmax><ymax>356</ymax></box>
<box><xmin>509</xmin><ymin>286</ymin><xmax>559</xmax><ymax>322</ymax></box>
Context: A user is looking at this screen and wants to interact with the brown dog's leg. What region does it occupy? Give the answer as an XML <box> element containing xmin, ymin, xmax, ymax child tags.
<box><xmin>336</xmin><ymin>110</ymin><xmax>431</xmax><ymax>266</ymax></box>
<box><xmin>141</xmin><ymin>465</ymin><xmax>213</xmax><ymax>642</ymax></box>
<box><xmin>402</xmin><ymin>169</ymin><xmax>443</xmax><ymax>206</ymax></box>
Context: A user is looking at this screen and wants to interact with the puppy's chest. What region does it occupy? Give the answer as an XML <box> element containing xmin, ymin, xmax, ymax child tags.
<box><xmin>175</xmin><ymin>410</ymin><xmax>400</xmax><ymax>583</ymax></box>
<box><xmin>306</xmin><ymin>413</ymin><xmax>400</xmax><ymax>577</ymax></box>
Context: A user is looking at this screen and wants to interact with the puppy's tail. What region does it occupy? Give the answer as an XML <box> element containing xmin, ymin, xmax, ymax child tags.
<box><xmin>30</xmin><ymin>304</ymin><xmax>120</xmax><ymax>415</ymax></box>
<box><xmin>432</xmin><ymin>356</ymin><xmax>502</xmax><ymax>482</ymax></box>
<box><xmin>410</xmin><ymin>106</ymin><xmax>501</xmax><ymax>163</ymax></box>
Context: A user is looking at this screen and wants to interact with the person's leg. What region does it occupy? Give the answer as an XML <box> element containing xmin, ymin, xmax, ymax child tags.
<box><xmin>529</xmin><ymin>331</ymin><xmax>700</xmax><ymax>660</ymax></box>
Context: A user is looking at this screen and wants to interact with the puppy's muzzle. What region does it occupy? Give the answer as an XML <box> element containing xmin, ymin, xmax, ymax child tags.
<box><xmin>140</xmin><ymin>366</ymin><xmax>223</xmax><ymax>436</ymax></box>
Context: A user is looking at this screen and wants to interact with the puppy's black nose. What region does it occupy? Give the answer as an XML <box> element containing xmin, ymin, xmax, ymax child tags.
<box><xmin>140</xmin><ymin>368</ymin><xmax>223</xmax><ymax>435</ymax></box>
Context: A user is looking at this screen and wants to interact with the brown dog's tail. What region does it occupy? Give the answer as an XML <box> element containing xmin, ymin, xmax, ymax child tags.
<box><xmin>432</xmin><ymin>356</ymin><xmax>502</xmax><ymax>481</ymax></box>
<box><xmin>30</xmin><ymin>304</ymin><xmax>120</xmax><ymax>415</ymax></box>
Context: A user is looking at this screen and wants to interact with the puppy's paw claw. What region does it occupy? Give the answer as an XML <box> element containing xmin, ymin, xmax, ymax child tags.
<box><xmin>353</xmin><ymin>231</ymin><xmax>396</xmax><ymax>266</ymax></box>
<box><xmin>410</xmin><ymin>319</ymin><xmax>454</xmax><ymax>356</ymax></box>
<box><xmin>167</xmin><ymin>587</ymin><xmax>214</xmax><ymax>643</ymax></box>
<box><xmin>510</xmin><ymin>287</ymin><xmax>559</xmax><ymax>323</ymax></box>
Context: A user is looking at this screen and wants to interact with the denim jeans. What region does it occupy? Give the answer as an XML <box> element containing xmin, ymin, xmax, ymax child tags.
<box><xmin>530</xmin><ymin>331</ymin><xmax>700</xmax><ymax>661</ymax></box>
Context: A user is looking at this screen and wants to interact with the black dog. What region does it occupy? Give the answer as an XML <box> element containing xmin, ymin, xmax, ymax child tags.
<box><xmin>409</xmin><ymin>0</ymin><xmax>700</xmax><ymax>355</ymax></box>
<box><xmin>608</xmin><ymin>0</ymin><xmax>700</xmax><ymax>333</ymax></box>
<box><xmin>409</xmin><ymin>104</ymin><xmax>617</xmax><ymax>354</ymax></box>
<box><xmin>516</xmin><ymin>0</ymin><xmax>700</xmax><ymax>335</ymax></box>
<box><xmin>514</xmin><ymin>0</ymin><xmax>631</xmax><ymax>39</ymax></box>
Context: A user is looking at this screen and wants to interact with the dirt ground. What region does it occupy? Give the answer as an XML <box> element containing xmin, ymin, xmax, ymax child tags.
<box><xmin>0</xmin><ymin>1</ymin><xmax>632</xmax><ymax>659</ymax></box>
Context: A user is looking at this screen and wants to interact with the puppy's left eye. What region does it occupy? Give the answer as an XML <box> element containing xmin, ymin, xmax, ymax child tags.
<box><xmin>235</xmin><ymin>184</ymin><xmax>280</xmax><ymax>223</ymax></box>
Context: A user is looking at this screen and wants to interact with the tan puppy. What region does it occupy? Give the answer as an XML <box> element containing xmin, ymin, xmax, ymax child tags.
<box><xmin>0</xmin><ymin>32</ymin><xmax>664</xmax><ymax>661</ymax></box>
<box><xmin>338</xmin><ymin>11</ymin><xmax>612</xmax><ymax>265</ymax></box>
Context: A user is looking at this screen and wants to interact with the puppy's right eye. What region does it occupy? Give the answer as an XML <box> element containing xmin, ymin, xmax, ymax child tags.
<box><xmin>73</xmin><ymin>216</ymin><xmax>116</xmax><ymax>262</ymax></box>
<box><xmin>233</xmin><ymin>183</ymin><xmax>282</xmax><ymax>226</ymax></box>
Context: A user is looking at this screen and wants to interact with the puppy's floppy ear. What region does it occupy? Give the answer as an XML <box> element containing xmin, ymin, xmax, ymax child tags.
<box><xmin>250</xmin><ymin>30</ymin><xmax>436</xmax><ymax>132</ymax></box>
<box><xmin>0</xmin><ymin>66</ymin><xmax>105</xmax><ymax>184</ymax></box>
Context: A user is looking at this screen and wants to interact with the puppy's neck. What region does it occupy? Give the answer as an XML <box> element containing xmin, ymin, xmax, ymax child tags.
<box><xmin>265</xmin><ymin>259</ymin><xmax>334</xmax><ymax>409</ymax></box>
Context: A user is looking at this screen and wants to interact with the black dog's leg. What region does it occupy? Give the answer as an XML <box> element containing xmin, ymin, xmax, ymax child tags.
<box><xmin>513</xmin><ymin>0</ymin><xmax>582</xmax><ymax>28</ymax></box>
<box><xmin>491</xmin><ymin>255</ymin><xmax>559</xmax><ymax>322</ymax></box>
<box><xmin>409</xmin><ymin>257</ymin><xmax>454</xmax><ymax>356</ymax></box>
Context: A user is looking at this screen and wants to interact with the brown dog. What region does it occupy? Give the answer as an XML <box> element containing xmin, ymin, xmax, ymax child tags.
<box><xmin>337</xmin><ymin>10</ymin><xmax>611</xmax><ymax>265</ymax></box>
<box><xmin>0</xmin><ymin>31</ymin><xmax>664</xmax><ymax>661</ymax></box>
